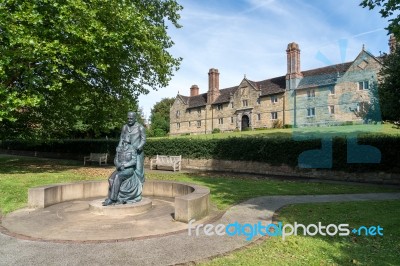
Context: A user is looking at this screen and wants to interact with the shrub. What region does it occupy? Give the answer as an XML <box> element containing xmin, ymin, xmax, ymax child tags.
<box><xmin>212</xmin><ymin>128</ymin><xmax>221</xmax><ymax>134</ymax></box>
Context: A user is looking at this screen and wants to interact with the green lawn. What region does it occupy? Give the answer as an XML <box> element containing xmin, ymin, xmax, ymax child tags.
<box><xmin>0</xmin><ymin>155</ymin><xmax>397</xmax><ymax>213</ymax></box>
<box><xmin>150</xmin><ymin>123</ymin><xmax>400</xmax><ymax>140</ymax></box>
<box><xmin>203</xmin><ymin>200</ymin><xmax>400</xmax><ymax>266</ymax></box>
<box><xmin>0</xmin><ymin>155</ymin><xmax>398</xmax><ymax>265</ymax></box>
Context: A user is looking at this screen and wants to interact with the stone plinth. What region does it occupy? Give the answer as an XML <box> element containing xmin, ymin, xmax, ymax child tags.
<box><xmin>89</xmin><ymin>197</ymin><xmax>152</xmax><ymax>216</ymax></box>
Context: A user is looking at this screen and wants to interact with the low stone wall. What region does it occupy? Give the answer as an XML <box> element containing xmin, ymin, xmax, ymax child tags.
<box><xmin>177</xmin><ymin>158</ymin><xmax>400</xmax><ymax>185</ymax></box>
<box><xmin>28</xmin><ymin>180</ymin><xmax>210</xmax><ymax>223</ymax></box>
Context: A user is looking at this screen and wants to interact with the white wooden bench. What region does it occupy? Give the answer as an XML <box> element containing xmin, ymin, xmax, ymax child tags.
<box><xmin>83</xmin><ymin>153</ymin><xmax>108</xmax><ymax>166</ymax></box>
<box><xmin>150</xmin><ymin>155</ymin><xmax>182</xmax><ymax>172</ymax></box>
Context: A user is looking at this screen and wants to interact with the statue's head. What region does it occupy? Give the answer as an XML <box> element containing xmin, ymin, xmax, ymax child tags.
<box><xmin>127</xmin><ymin>111</ymin><xmax>136</xmax><ymax>126</ymax></box>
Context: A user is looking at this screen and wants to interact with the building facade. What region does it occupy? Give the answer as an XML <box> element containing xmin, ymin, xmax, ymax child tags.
<box><xmin>170</xmin><ymin>40</ymin><xmax>391</xmax><ymax>135</ymax></box>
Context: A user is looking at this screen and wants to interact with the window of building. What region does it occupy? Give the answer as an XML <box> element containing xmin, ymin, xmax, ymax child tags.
<box><xmin>257</xmin><ymin>98</ymin><xmax>261</xmax><ymax>105</ymax></box>
<box><xmin>176</xmin><ymin>123</ymin><xmax>180</xmax><ymax>129</ymax></box>
<box><xmin>176</xmin><ymin>110</ymin><xmax>180</xmax><ymax>118</ymax></box>
<box><xmin>231</xmin><ymin>117</ymin><xmax>234</xmax><ymax>123</ymax></box>
<box><xmin>197</xmin><ymin>108</ymin><xmax>201</xmax><ymax>116</ymax></box>
<box><xmin>218</xmin><ymin>118</ymin><xmax>223</xmax><ymax>125</ymax></box>
<box><xmin>217</xmin><ymin>104</ymin><xmax>223</xmax><ymax>110</ymax></box>
<box><xmin>358</xmin><ymin>81</ymin><xmax>369</xmax><ymax>90</ymax></box>
<box><xmin>307</xmin><ymin>107</ymin><xmax>315</xmax><ymax>117</ymax></box>
<box><xmin>307</xmin><ymin>89</ymin><xmax>315</xmax><ymax>98</ymax></box>
<box><xmin>329</xmin><ymin>105</ymin><xmax>335</xmax><ymax>114</ymax></box>
<box><xmin>242</xmin><ymin>100</ymin><xmax>248</xmax><ymax>107</ymax></box>
<box><xmin>189</xmin><ymin>121</ymin><xmax>191</xmax><ymax>127</ymax></box>
<box><xmin>271</xmin><ymin>112</ymin><xmax>278</xmax><ymax>120</ymax></box>
<box><xmin>271</xmin><ymin>95</ymin><xmax>278</xmax><ymax>103</ymax></box>
<box><xmin>188</xmin><ymin>109</ymin><xmax>191</xmax><ymax>114</ymax></box>
<box><xmin>231</xmin><ymin>102</ymin><xmax>234</xmax><ymax>108</ymax></box>
<box><xmin>197</xmin><ymin>120</ymin><xmax>201</xmax><ymax>127</ymax></box>
<box><xmin>257</xmin><ymin>113</ymin><xmax>261</xmax><ymax>120</ymax></box>
<box><xmin>329</xmin><ymin>87</ymin><xmax>335</xmax><ymax>95</ymax></box>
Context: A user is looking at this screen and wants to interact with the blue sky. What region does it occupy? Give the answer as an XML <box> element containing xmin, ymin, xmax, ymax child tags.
<box><xmin>138</xmin><ymin>0</ymin><xmax>393</xmax><ymax>120</ymax></box>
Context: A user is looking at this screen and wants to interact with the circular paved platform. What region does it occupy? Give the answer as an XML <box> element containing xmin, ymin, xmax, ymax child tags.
<box><xmin>1</xmin><ymin>196</ymin><xmax>219</xmax><ymax>242</ymax></box>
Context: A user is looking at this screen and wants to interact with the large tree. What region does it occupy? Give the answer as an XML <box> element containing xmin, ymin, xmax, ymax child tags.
<box><xmin>0</xmin><ymin>0</ymin><xmax>182</xmax><ymax>139</ymax></box>
<box><xmin>149</xmin><ymin>97</ymin><xmax>175</xmax><ymax>136</ymax></box>
<box><xmin>360</xmin><ymin>0</ymin><xmax>400</xmax><ymax>122</ymax></box>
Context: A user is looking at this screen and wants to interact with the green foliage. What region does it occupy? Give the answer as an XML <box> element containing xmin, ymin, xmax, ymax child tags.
<box><xmin>150</xmin><ymin>97</ymin><xmax>175</xmax><ymax>134</ymax></box>
<box><xmin>212</xmin><ymin>128</ymin><xmax>221</xmax><ymax>134</ymax></box>
<box><xmin>360</xmin><ymin>0</ymin><xmax>400</xmax><ymax>37</ymax></box>
<box><xmin>377</xmin><ymin>48</ymin><xmax>400</xmax><ymax>122</ymax></box>
<box><xmin>0</xmin><ymin>0</ymin><xmax>182</xmax><ymax>139</ymax></box>
<box><xmin>2</xmin><ymin>135</ymin><xmax>400</xmax><ymax>172</ymax></box>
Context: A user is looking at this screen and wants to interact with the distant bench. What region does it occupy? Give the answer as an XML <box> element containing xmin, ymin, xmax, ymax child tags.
<box><xmin>84</xmin><ymin>153</ymin><xmax>108</xmax><ymax>166</ymax></box>
<box><xmin>150</xmin><ymin>155</ymin><xmax>182</xmax><ymax>172</ymax></box>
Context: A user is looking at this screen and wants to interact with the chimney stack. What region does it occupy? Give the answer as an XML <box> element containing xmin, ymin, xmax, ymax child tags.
<box><xmin>190</xmin><ymin>85</ymin><xmax>199</xmax><ymax>97</ymax></box>
<box><xmin>207</xmin><ymin>68</ymin><xmax>220</xmax><ymax>103</ymax></box>
<box><xmin>286</xmin><ymin>42</ymin><xmax>302</xmax><ymax>79</ymax></box>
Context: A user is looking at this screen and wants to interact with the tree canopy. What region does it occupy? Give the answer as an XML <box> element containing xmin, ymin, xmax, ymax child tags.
<box><xmin>149</xmin><ymin>97</ymin><xmax>175</xmax><ymax>136</ymax></box>
<box><xmin>0</xmin><ymin>0</ymin><xmax>182</xmax><ymax>139</ymax></box>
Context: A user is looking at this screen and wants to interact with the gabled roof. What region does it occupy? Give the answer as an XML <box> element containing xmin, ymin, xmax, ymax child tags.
<box><xmin>187</xmin><ymin>93</ymin><xmax>207</xmax><ymax>108</ymax></box>
<box><xmin>176</xmin><ymin>94</ymin><xmax>189</xmax><ymax>104</ymax></box>
<box><xmin>297</xmin><ymin>62</ymin><xmax>353</xmax><ymax>89</ymax></box>
<box><xmin>252</xmin><ymin>76</ymin><xmax>286</xmax><ymax>96</ymax></box>
<box><xmin>212</xmin><ymin>86</ymin><xmax>238</xmax><ymax>104</ymax></box>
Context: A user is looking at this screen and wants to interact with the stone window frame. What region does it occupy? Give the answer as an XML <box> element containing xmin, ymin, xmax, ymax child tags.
<box><xmin>189</xmin><ymin>121</ymin><xmax>191</xmax><ymax>127</ymax></box>
<box><xmin>197</xmin><ymin>120</ymin><xmax>201</xmax><ymax>127</ymax></box>
<box><xmin>307</xmin><ymin>89</ymin><xmax>315</xmax><ymax>98</ymax></box>
<box><xmin>230</xmin><ymin>117</ymin><xmax>234</xmax><ymax>123</ymax></box>
<box><xmin>218</xmin><ymin>118</ymin><xmax>223</xmax><ymax>125</ymax></box>
<box><xmin>329</xmin><ymin>105</ymin><xmax>335</xmax><ymax>115</ymax></box>
<box><xmin>307</xmin><ymin>107</ymin><xmax>316</xmax><ymax>117</ymax></box>
<box><xmin>329</xmin><ymin>87</ymin><xmax>335</xmax><ymax>95</ymax></box>
<box><xmin>217</xmin><ymin>104</ymin><xmax>223</xmax><ymax>110</ymax></box>
<box><xmin>257</xmin><ymin>98</ymin><xmax>261</xmax><ymax>105</ymax></box>
<box><xmin>271</xmin><ymin>95</ymin><xmax>278</xmax><ymax>104</ymax></box>
<box><xmin>257</xmin><ymin>113</ymin><xmax>261</xmax><ymax>120</ymax></box>
<box><xmin>176</xmin><ymin>110</ymin><xmax>180</xmax><ymax>118</ymax></box>
<box><xmin>242</xmin><ymin>99</ymin><xmax>248</xmax><ymax>107</ymax></box>
<box><xmin>358</xmin><ymin>81</ymin><xmax>369</xmax><ymax>90</ymax></box>
<box><xmin>271</xmin><ymin>112</ymin><xmax>278</xmax><ymax>120</ymax></box>
<box><xmin>177</xmin><ymin>122</ymin><xmax>180</xmax><ymax>129</ymax></box>
<box><xmin>230</xmin><ymin>102</ymin><xmax>234</xmax><ymax>108</ymax></box>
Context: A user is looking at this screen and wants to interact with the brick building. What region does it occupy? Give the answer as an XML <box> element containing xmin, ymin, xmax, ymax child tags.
<box><xmin>169</xmin><ymin>39</ymin><xmax>392</xmax><ymax>135</ymax></box>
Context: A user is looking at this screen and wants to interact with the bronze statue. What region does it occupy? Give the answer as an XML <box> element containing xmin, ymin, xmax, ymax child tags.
<box><xmin>102</xmin><ymin>112</ymin><xmax>146</xmax><ymax>206</ymax></box>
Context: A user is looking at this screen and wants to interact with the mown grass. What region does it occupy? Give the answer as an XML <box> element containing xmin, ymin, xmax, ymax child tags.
<box><xmin>202</xmin><ymin>200</ymin><xmax>400</xmax><ymax>266</ymax></box>
<box><xmin>149</xmin><ymin>123</ymin><xmax>400</xmax><ymax>140</ymax></box>
<box><xmin>0</xmin><ymin>155</ymin><xmax>397</xmax><ymax>213</ymax></box>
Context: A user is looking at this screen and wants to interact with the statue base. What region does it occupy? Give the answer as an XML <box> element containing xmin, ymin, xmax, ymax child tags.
<box><xmin>89</xmin><ymin>197</ymin><xmax>152</xmax><ymax>216</ymax></box>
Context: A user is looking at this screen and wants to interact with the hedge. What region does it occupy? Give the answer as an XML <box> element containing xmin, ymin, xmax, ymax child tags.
<box><xmin>1</xmin><ymin>136</ymin><xmax>399</xmax><ymax>172</ymax></box>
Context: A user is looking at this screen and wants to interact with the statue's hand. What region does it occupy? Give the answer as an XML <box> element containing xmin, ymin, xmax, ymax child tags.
<box><xmin>120</xmin><ymin>165</ymin><xmax>125</xmax><ymax>171</ymax></box>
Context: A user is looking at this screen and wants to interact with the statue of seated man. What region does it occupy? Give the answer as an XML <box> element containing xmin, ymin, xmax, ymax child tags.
<box><xmin>102</xmin><ymin>137</ymin><xmax>142</xmax><ymax>206</ymax></box>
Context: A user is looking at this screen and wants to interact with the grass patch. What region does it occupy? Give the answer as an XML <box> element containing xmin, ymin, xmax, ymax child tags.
<box><xmin>0</xmin><ymin>155</ymin><xmax>397</xmax><ymax>213</ymax></box>
<box><xmin>202</xmin><ymin>200</ymin><xmax>400</xmax><ymax>266</ymax></box>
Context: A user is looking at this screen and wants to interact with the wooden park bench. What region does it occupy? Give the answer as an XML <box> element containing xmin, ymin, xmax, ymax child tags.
<box><xmin>150</xmin><ymin>155</ymin><xmax>182</xmax><ymax>172</ymax></box>
<box><xmin>83</xmin><ymin>153</ymin><xmax>108</xmax><ymax>166</ymax></box>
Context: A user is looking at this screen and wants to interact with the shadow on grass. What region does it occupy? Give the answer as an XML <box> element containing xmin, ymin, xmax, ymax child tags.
<box><xmin>0</xmin><ymin>155</ymin><xmax>103</xmax><ymax>174</ymax></box>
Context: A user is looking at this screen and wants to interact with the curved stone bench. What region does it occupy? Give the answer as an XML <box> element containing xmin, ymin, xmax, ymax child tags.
<box><xmin>28</xmin><ymin>180</ymin><xmax>210</xmax><ymax>223</ymax></box>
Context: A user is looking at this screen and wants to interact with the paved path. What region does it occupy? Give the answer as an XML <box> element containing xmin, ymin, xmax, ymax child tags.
<box><xmin>1</xmin><ymin>193</ymin><xmax>400</xmax><ymax>266</ymax></box>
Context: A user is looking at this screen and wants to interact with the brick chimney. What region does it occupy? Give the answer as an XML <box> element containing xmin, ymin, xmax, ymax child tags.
<box><xmin>190</xmin><ymin>85</ymin><xmax>199</xmax><ymax>97</ymax></box>
<box><xmin>389</xmin><ymin>34</ymin><xmax>397</xmax><ymax>54</ymax></box>
<box><xmin>285</xmin><ymin>42</ymin><xmax>303</xmax><ymax>90</ymax></box>
<box><xmin>207</xmin><ymin>68</ymin><xmax>220</xmax><ymax>103</ymax></box>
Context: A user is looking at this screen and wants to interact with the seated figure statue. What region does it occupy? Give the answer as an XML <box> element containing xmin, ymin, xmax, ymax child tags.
<box><xmin>102</xmin><ymin>137</ymin><xmax>142</xmax><ymax>206</ymax></box>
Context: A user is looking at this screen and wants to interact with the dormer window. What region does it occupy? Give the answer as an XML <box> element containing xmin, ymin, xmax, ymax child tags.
<box><xmin>307</xmin><ymin>89</ymin><xmax>315</xmax><ymax>98</ymax></box>
<box><xmin>271</xmin><ymin>95</ymin><xmax>278</xmax><ymax>103</ymax></box>
<box><xmin>217</xmin><ymin>104</ymin><xmax>223</xmax><ymax>110</ymax></box>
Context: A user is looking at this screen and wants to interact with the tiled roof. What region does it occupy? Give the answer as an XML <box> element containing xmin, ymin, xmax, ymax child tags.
<box><xmin>187</xmin><ymin>93</ymin><xmax>207</xmax><ymax>108</ymax></box>
<box><xmin>297</xmin><ymin>62</ymin><xmax>352</xmax><ymax>89</ymax></box>
<box><xmin>252</xmin><ymin>76</ymin><xmax>286</xmax><ymax>96</ymax></box>
<box><xmin>212</xmin><ymin>86</ymin><xmax>238</xmax><ymax>104</ymax></box>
